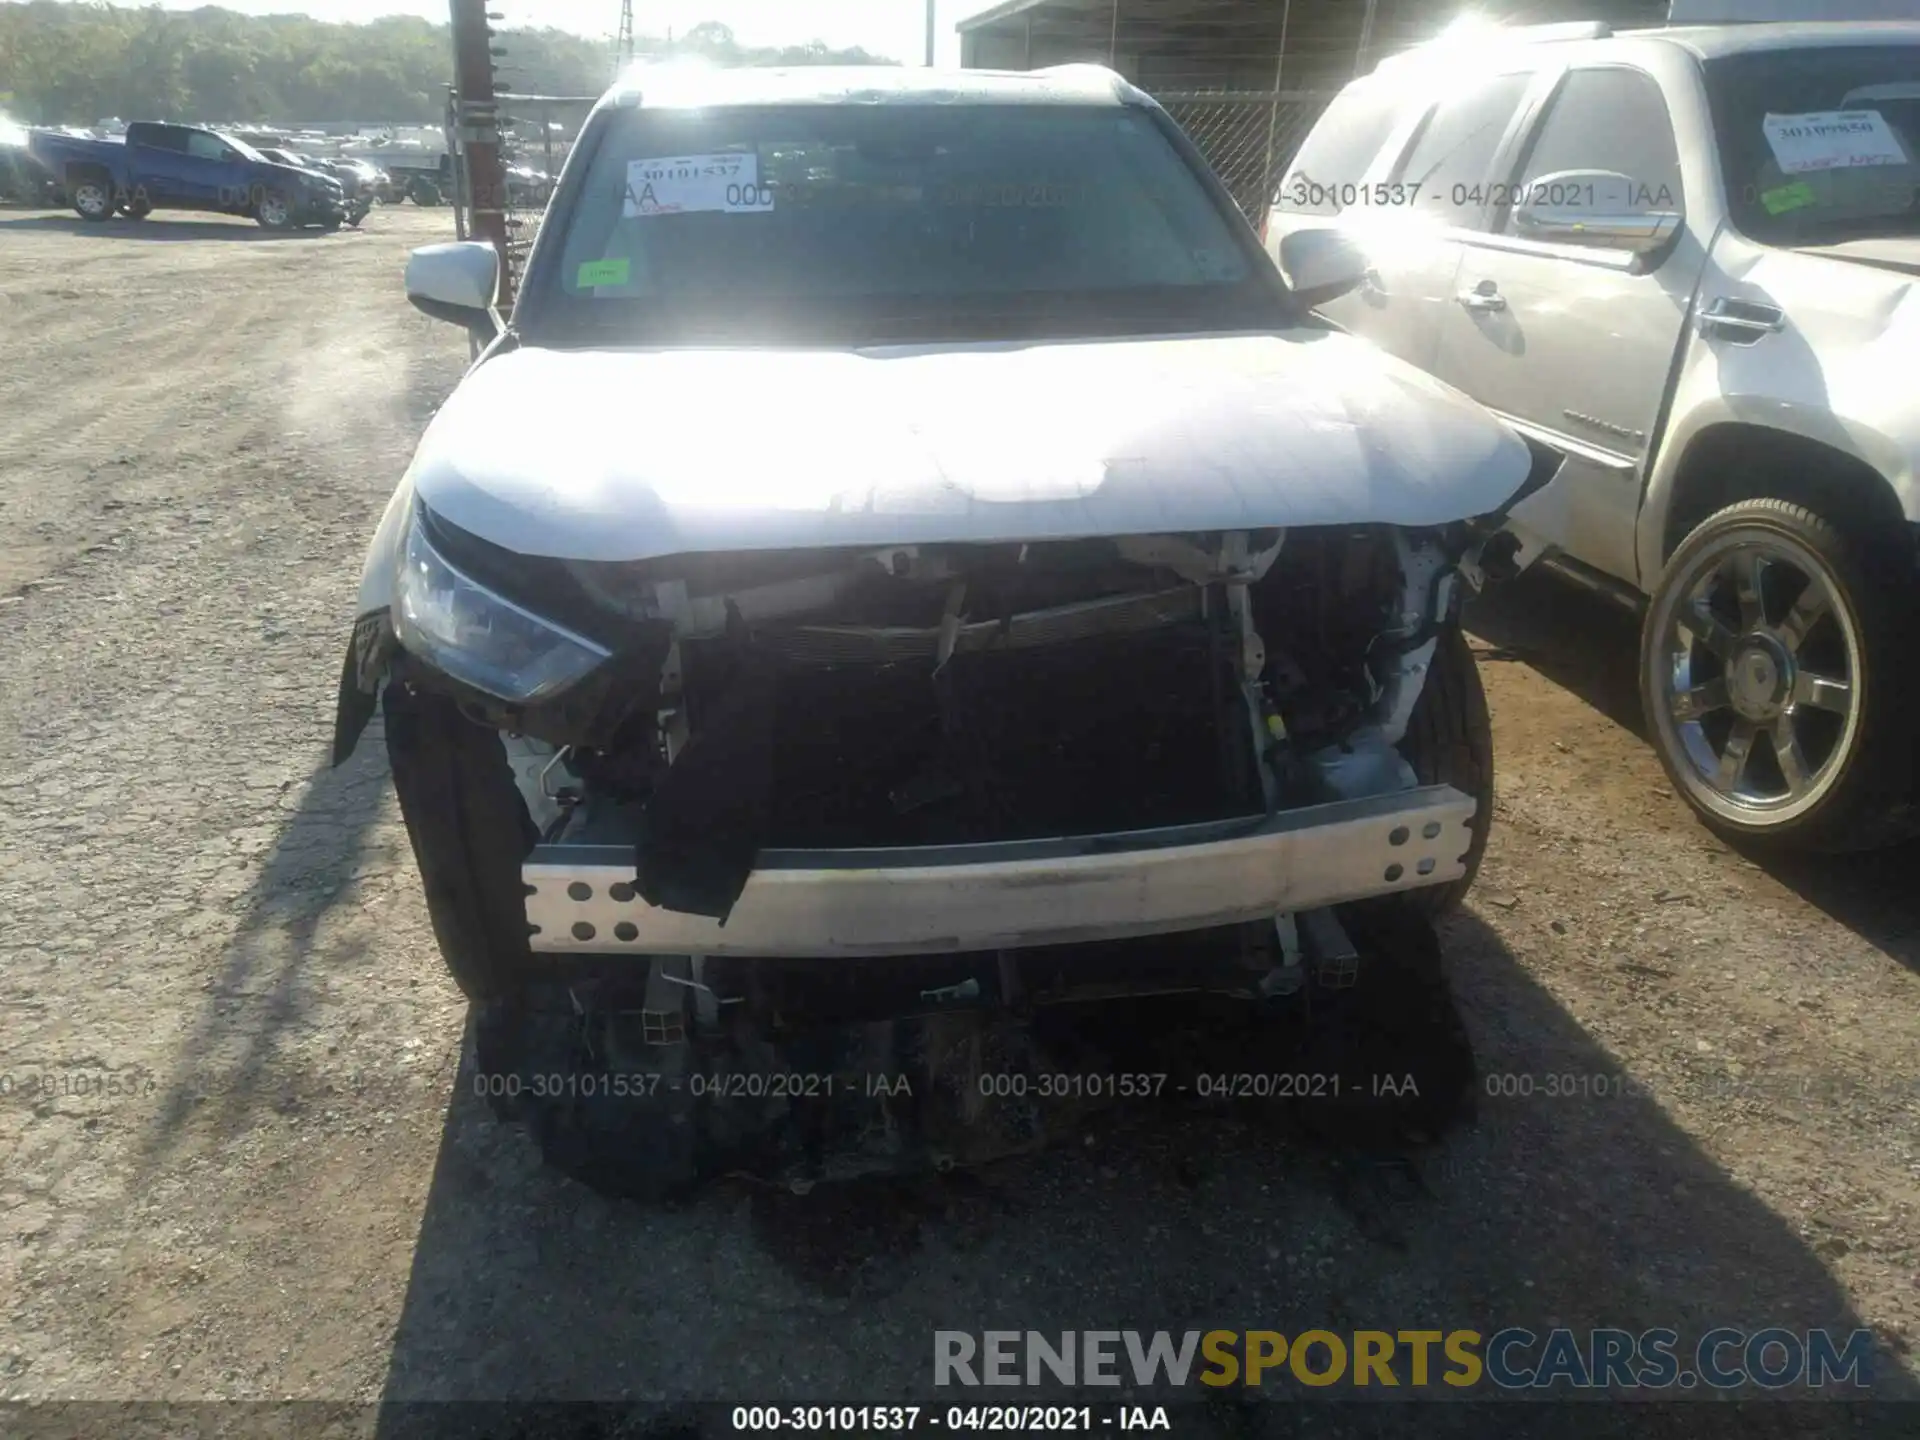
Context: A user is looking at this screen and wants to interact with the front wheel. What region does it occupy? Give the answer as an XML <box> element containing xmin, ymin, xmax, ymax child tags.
<box><xmin>1640</xmin><ymin>498</ymin><xmax>1919</xmax><ymax>851</ymax></box>
<box><xmin>254</xmin><ymin>190</ymin><xmax>293</xmax><ymax>230</ymax></box>
<box><xmin>383</xmin><ymin>679</ymin><xmax>538</xmax><ymax>1002</ymax></box>
<box><xmin>70</xmin><ymin>176</ymin><xmax>114</xmax><ymax>221</ymax></box>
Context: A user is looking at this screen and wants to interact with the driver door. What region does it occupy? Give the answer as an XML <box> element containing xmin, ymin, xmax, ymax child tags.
<box><xmin>1434</xmin><ymin>64</ymin><xmax>1707</xmax><ymax>584</ymax></box>
<box><xmin>180</xmin><ymin>130</ymin><xmax>247</xmax><ymax>210</ymax></box>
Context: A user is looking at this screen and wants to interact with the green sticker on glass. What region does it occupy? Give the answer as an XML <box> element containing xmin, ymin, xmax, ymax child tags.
<box><xmin>576</xmin><ymin>256</ymin><xmax>631</xmax><ymax>288</ymax></box>
<box><xmin>1760</xmin><ymin>180</ymin><xmax>1817</xmax><ymax>216</ymax></box>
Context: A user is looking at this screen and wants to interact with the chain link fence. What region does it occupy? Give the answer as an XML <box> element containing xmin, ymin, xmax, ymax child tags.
<box><xmin>496</xmin><ymin>93</ymin><xmax>597</xmax><ymax>289</ymax></box>
<box><xmin>1155</xmin><ymin>91</ymin><xmax>1336</xmax><ymax>221</ymax></box>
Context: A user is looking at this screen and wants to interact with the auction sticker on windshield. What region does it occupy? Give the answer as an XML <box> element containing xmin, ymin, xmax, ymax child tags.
<box><xmin>624</xmin><ymin>152</ymin><xmax>776</xmax><ymax>216</ymax></box>
<box><xmin>1762</xmin><ymin>111</ymin><xmax>1909</xmax><ymax>174</ymax></box>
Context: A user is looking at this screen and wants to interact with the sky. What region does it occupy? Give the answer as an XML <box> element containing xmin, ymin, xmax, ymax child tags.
<box><xmin>145</xmin><ymin>2</ymin><xmax>1012</xmax><ymax>65</ymax></box>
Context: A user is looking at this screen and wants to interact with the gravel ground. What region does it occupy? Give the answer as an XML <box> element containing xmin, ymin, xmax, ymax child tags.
<box><xmin>1</xmin><ymin>205</ymin><xmax>1916</xmax><ymax>1426</ymax></box>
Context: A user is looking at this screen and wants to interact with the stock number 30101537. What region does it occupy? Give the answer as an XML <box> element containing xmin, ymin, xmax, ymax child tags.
<box><xmin>729</xmin><ymin>1407</ymin><xmax>1117</xmax><ymax>1432</ymax></box>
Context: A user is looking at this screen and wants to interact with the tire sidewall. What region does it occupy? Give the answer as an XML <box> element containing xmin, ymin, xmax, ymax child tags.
<box><xmin>71</xmin><ymin>178</ymin><xmax>112</xmax><ymax>220</ymax></box>
<box><xmin>255</xmin><ymin>191</ymin><xmax>292</xmax><ymax>230</ymax></box>
<box><xmin>1640</xmin><ymin>500</ymin><xmax>1911</xmax><ymax>850</ymax></box>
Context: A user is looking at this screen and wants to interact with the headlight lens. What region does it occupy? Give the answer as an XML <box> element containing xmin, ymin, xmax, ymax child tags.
<box><xmin>392</xmin><ymin>514</ymin><xmax>610</xmax><ymax>704</ymax></box>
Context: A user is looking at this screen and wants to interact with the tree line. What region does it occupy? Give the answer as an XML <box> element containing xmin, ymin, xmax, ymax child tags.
<box><xmin>0</xmin><ymin>3</ymin><xmax>893</xmax><ymax>127</ymax></box>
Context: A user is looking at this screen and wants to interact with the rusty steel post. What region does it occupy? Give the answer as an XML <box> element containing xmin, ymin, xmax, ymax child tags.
<box><xmin>1353</xmin><ymin>0</ymin><xmax>1380</xmax><ymax>77</ymax></box>
<box><xmin>449</xmin><ymin>0</ymin><xmax>512</xmax><ymax>309</ymax></box>
<box><xmin>1260</xmin><ymin>0</ymin><xmax>1294</xmax><ymax>204</ymax></box>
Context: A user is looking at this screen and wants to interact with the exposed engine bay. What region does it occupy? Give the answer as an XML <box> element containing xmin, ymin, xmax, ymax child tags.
<box><xmin>405</xmin><ymin>520</ymin><xmax>1500</xmax><ymax>915</ymax></box>
<box><xmin>363</xmin><ymin>515</ymin><xmax>1515</xmax><ymax>1197</ymax></box>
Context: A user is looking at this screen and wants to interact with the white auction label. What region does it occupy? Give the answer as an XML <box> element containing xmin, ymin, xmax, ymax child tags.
<box><xmin>1761</xmin><ymin>111</ymin><xmax>1909</xmax><ymax>175</ymax></box>
<box><xmin>623</xmin><ymin>152</ymin><xmax>775</xmax><ymax>217</ymax></box>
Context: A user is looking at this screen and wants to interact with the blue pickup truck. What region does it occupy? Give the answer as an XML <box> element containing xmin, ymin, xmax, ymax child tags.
<box><xmin>27</xmin><ymin>121</ymin><xmax>347</xmax><ymax>229</ymax></box>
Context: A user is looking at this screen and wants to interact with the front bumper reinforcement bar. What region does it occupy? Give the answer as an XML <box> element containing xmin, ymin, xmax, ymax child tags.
<box><xmin>523</xmin><ymin>785</ymin><xmax>1475</xmax><ymax>958</ymax></box>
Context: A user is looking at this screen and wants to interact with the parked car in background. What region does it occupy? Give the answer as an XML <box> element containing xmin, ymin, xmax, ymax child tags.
<box><xmin>1</xmin><ymin>131</ymin><xmax>63</xmax><ymax>205</ymax></box>
<box><xmin>255</xmin><ymin>146</ymin><xmax>376</xmax><ymax>226</ymax></box>
<box><xmin>1266</xmin><ymin>16</ymin><xmax>1920</xmax><ymax>852</ymax></box>
<box><xmin>333</xmin><ymin>154</ymin><xmax>394</xmax><ymax>205</ymax></box>
<box><xmin>27</xmin><ymin>121</ymin><xmax>348</xmax><ymax>229</ymax></box>
<box><xmin>332</xmin><ymin>64</ymin><xmax>1554</xmax><ymax>1192</ymax></box>
<box><xmin>504</xmin><ymin>161</ymin><xmax>555</xmax><ymax>208</ymax></box>
<box><xmin>363</xmin><ymin>147</ymin><xmax>454</xmax><ymax>206</ymax></box>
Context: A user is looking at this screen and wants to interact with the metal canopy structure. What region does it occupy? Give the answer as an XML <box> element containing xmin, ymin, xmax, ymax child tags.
<box><xmin>958</xmin><ymin>0</ymin><xmax>1672</xmax><ymax>91</ymax></box>
<box><xmin>957</xmin><ymin>0</ymin><xmax>1672</xmax><ymax>218</ymax></box>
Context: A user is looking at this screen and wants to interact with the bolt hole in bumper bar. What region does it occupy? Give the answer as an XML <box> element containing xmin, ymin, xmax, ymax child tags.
<box><xmin>523</xmin><ymin>786</ymin><xmax>1475</xmax><ymax>958</ymax></box>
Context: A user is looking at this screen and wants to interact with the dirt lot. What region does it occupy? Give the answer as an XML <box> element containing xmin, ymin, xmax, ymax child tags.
<box><xmin>1</xmin><ymin>205</ymin><xmax>1917</xmax><ymax>1425</ymax></box>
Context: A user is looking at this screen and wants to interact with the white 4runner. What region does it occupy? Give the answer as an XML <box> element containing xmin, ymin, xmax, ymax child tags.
<box><xmin>332</xmin><ymin>65</ymin><xmax>1545</xmax><ymax>1191</ymax></box>
<box><xmin>1267</xmin><ymin>14</ymin><xmax>1920</xmax><ymax>851</ymax></box>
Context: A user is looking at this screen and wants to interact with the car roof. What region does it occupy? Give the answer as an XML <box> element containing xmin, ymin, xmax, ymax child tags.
<box><xmin>604</xmin><ymin>63</ymin><xmax>1136</xmax><ymax>113</ymax></box>
<box><xmin>1374</xmin><ymin>20</ymin><xmax>1920</xmax><ymax>78</ymax></box>
<box><xmin>1647</xmin><ymin>20</ymin><xmax>1920</xmax><ymax>59</ymax></box>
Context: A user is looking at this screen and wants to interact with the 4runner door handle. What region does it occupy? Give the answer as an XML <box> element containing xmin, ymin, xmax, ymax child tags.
<box><xmin>1457</xmin><ymin>280</ymin><xmax>1506</xmax><ymax>312</ymax></box>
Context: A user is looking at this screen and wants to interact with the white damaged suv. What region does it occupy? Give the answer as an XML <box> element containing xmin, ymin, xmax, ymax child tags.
<box><xmin>332</xmin><ymin>66</ymin><xmax>1552</xmax><ymax>1191</ymax></box>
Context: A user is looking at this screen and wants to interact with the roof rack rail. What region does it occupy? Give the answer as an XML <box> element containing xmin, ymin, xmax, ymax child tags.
<box><xmin>1669</xmin><ymin>1</ymin><xmax>1917</xmax><ymax>19</ymax></box>
<box><xmin>1517</xmin><ymin>20</ymin><xmax>1613</xmax><ymax>40</ymax></box>
<box><xmin>1377</xmin><ymin>18</ymin><xmax>1613</xmax><ymax>69</ymax></box>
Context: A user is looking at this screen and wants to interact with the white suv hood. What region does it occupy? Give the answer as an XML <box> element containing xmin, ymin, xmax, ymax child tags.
<box><xmin>410</xmin><ymin>330</ymin><xmax>1531</xmax><ymax>562</ymax></box>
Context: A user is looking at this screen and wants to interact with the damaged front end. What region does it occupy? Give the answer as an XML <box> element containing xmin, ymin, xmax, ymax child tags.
<box><xmin>338</xmin><ymin>495</ymin><xmax>1528</xmax><ymax>1192</ymax></box>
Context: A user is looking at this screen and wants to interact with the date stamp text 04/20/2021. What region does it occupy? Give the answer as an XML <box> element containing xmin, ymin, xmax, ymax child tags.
<box><xmin>727</xmin><ymin>1406</ymin><xmax>1171</xmax><ymax>1432</ymax></box>
<box><xmin>468</xmin><ymin>1070</ymin><xmax>1427</xmax><ymax>1104</ymax></box>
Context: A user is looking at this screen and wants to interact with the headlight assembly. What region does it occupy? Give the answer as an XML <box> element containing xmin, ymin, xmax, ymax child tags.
<box><xmin>392</xmin><ymin>512</ymin><xmax>610</xmax><ymax>704</ymax></box>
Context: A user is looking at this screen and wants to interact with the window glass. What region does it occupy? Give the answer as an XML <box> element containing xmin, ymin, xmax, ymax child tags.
<box><xmin>1704</xmin><ymin>44</ymin><xmax>1920</xmax><ymax>244</ymax></box>
<box><xmin>525</xmin><ymin>102</ymin><xmax>1288</xmax><ymax>346</ymax></box>
<box><xmin>135</xmin><ymin>125</ymin><xmax>188</xmax><ymax>153</ymax></box>
<box><xmin>186</xmin><ymin>132</ymin><xmax>232</xmax><ymax>162</ymax></box>
<box><xmin>1392</xmin><ymin>72</ymin><xmax>1531</xmax><ymax>227</ymax></box>
<box><xmin>1502</xmin><ymin>67</ymin><xmax>1681</xmax><ymax>234</ymax></box>
<box><xmin>1274</xmin><ymin>78</ymin><xmax>1407</xmax><ymax>216</ymax></box>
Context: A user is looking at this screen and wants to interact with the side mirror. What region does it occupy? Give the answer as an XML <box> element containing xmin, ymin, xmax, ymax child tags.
<box><xmin>1275</xmin><ymin>226</ymin><xmax>1369</xmax><ymax>307</ymax></box>
<box><xmin>1511</xmin><ymin>169</ymin><xmax>1682</xmax><ymax>256</ymax></box>
<box><xmin>405</xmin><ymin>241</ymin><xmax>502</xmax><ymax>338</ymax></box>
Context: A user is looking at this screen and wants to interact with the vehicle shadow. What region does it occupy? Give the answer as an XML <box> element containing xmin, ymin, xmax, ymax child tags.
<box><xmin>134</xmin><ymin>724</ymin><xmax>392</xmax><ymax>1171</ymax></box>
<box><xmin>1465</xmin><ymin>571</ymin><xmax>1920</xmax><ymax>974</ymax></box>
<box><xmin>368</xmin><ymin>905</ymin><xmax>1910</xmax><ymax>1426</ymax></box>
<box><xmin>0</xmin><ymin>212</ymin><xmax>335</xmax><ymax>240</ymax></box>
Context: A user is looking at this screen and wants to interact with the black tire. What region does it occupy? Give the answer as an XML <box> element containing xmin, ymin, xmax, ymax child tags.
<box><xmin>409</xmin><ymin>178</ymin><xmax>442</xmax><ymax>207</ymax></box>
<box><xmin>1396</xmin><ymin>624</ymin><xmax>1494</xmax><ymax>916</ymax></box>
<box><xmin>1640</xmin><ymin>498</ymin><xmax>1920</xmax><ymax>852</ymax></box>
<box><xmin>124</xmin><ymin>199</ymin><xmax>151</xmax><ymax>220</ymax></box>
<box><xmin>319</xmin><ymin>216</ymin><xmax>343</xmax><ymax>232</ymax></box>
<box><xmin>253</xmin><ymin>189</ymin><xmax>294</xmax><ymax>230</ymax></box>
<box><xmin>69</xmin><ymin>172</ymin><xmax>114</xmax><ymax>222</ymax></box>
<box><xmin>383</xmin><ymin>679</ymin><xmax>538</xmax><ymax>1002</ymax></box>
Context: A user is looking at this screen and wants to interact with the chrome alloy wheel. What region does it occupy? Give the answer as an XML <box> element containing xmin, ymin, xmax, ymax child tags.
<box><xmin>257</xmin><ymin>192</ymin><xmax>291</xmax><ymax>228</ymax></box>
<box><xmin>1648</xmin><ymin>529</ymin><xmax>1862</xmax><ymax>826</ymax></box>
